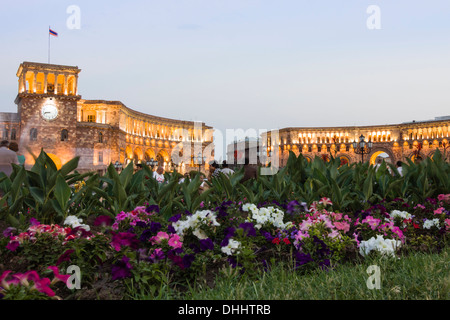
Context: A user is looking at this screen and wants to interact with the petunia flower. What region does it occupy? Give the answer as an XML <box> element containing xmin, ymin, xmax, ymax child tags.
<box><xmin>111</xmin><ymin>256</ymin><xmax>132</xmax><ymax>281</ymax></box>
<box><xmin>32</xmin><ymin>277</ymin><xmax>55</xmax><ymax>297</ymax></box>
<box><xmin>168</xmin><ymin>234</ymin><xmax>183</xmax><ymax>249</ymax></box>
<box><xmin>48</xmin><ymin>266</ymin><xmax>71</xmax><ymax>285</ymax></box>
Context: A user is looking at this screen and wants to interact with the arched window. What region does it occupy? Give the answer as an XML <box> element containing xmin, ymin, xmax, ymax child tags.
<box><xmin>30</xmin><ymin>128</ymin><xmax>38</xmax><ymax>141</ymax></box>
<box><xmin>61</xmin><ymin>129</ymin><xmax>68</xmax><ymax>141</ymax></box>
<box><xmin>98</xmin><ymin>132</ymin><xmax>103</xmax><ymax>143</ymax></box>
<box><xmin>11</xmin><ymin>129</ymin><xmax>16</xmax><ymax>140</ymax></box>
<box><xmin>2</xmin><ymin>129</ymin><xmax>8</xmax><ymax>140</ymax></box>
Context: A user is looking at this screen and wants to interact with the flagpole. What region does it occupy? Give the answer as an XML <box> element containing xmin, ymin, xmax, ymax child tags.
<box><xmin>48</xmin><ymin>26</ymin><xmax>50</xmax><ymax>64</ymax></box>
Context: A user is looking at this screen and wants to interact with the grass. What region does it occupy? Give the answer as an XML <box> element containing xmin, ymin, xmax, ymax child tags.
<box><xmin>179</xmin><ymin>247</ymin><xmax>449</xmax><ymax>300</ymax></box>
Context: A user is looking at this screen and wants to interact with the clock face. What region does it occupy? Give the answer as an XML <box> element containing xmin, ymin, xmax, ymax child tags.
<box><xmin>41</xmin><ymin>104</ymin><xmax>58</xmax><ymax>120</ymax></box>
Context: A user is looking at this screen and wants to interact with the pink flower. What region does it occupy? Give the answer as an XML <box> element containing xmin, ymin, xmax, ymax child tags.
<box><xmin>362</xmin><ymin>216</ymin><xmax>381</xmax><ymax>231</ymax></box>
<box><xmin>437</xmin><ymin>194</ymin><xmax>450</xmax><ymax>202</ymax></box>
<box><xmin>48</xmin><ymin>266</ymin><xmax>70</xmax><ymax>285</ymax></box>
<box><xmin>0</xmin><ymin>271</ymin><xmax>12</xmax><ymax>289</ymax></box>
<box><xmin>168</xmin><ymin>234</ymin><xmax>183</xmax><ymax>249</ymax></box>
<box><xmin>334</xmin><ymin>221</ymin><xmax>350</xmax><ymax>233</ymax></box>
<box><xmin>32</xmin><ymin>277</ymin><xmax>55</xmax><ymax>297</ymax></box>
<box><xmin>319</xmin><ymin>197</ymin><xmax>333</xmax><ymax>206</ymax></box>
<box><xmin>434</xmin><ymin>207</ymin><xmax>445</xmax><ymax>215</ymax></box>
<box><xmin>151</xmin><ymin>231</ymin><xmax>169</xmax><ymax>245</ymax></box>
<box><xmin>6</xmin><ymin>240</ymin><xmax>20</xmax><ymax>251</ymax></box>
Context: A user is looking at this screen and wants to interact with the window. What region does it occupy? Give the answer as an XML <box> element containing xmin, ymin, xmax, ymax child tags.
<box><xmin>30</xmin><ymin>128</ymin><xmax>38</xmax><ymax>141</ymax></box>
<box><xmin>2</xmin><ymin>129</ymin><xmax>8</xmax><ymax>140</ymax></box>
<box><xmin>98</xmin><ymin>132</ymin><xmax>103</xmax><ymax>143</ymax></box>
<box><xmin>98</xmin><ymin>151</ymin><xmax>103</xmax><ymax>164</ymax></box>
<box><xmin>11</xmin><ymin>129</ymin><xmax>16</xmax><ymax>140</ymax></box>
<box><xmin>61</xmin><ymin>129</ymin><xmax>68</xmax><ymax>141</ymax></box>
<box><xmin>87</xmin><ymin>115</ymin><xmax>96</xmax><ymax>123</ymax></box>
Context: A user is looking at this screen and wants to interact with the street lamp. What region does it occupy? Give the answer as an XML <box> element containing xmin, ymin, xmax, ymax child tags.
<box><xmin>114</xmin><ymin>161</ymin><xmax>123</xmax><ymax>172</ymax></box>
<box><xmin>146</xmin><ymin>158</ymin><xmax>158</xmax><ymax>170</ymax></box>
<box><xmin>194</xmin><ymin>152</ymin><xmax>206</xmax><ymax>172</ymax></box>
<box><xmin>352</xmin><ymin>134</ymin><xmax>373</xmax><ymax>163</ymax></box>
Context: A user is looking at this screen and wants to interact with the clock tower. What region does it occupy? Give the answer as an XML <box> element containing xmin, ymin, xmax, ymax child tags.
<box><xmin>15</xmin><ymin>61</ymin><xmax>81</xmax><ymax>167</ymax></box>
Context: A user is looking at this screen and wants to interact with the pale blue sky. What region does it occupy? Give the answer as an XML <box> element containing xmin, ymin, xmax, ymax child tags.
<box><xmin>1</xmin><ymin>1</ymin><xmax>450</xmax><ymax>160</ymax></box>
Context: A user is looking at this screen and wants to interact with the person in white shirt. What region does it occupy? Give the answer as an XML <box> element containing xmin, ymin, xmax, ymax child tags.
<box><xmin>396</xmin><ymin>161</ymin><xmax>403</xmax><ymax>177</ymax></box>
<box><xmin>0</xmin><ymin>140</ymin><xmax>19</xmax><ymax>177</ymax></box>
<box><xmin>220</xmin><ymin>161</ymin><xmax>234</xmax><ymax>176</ymax></box>
<box><xmin>152</xmin><ymin>166</ymin><xmax>165</xmax><ymax>183</ymax></box>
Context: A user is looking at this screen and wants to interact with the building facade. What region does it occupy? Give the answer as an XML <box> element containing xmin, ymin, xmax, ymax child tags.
<box><xmin>261</xmin><ymin>118</ymin><xmax>450</xmax><ymax>167</ymax></box>
<box><xmin>0</xmin><ymin>61</ymin><xmax>214</xmax><ymax>174</ymax></box>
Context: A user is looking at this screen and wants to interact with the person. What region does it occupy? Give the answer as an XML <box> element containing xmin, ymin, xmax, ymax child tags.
<box><xmin>8</xmin><ymin>142</ymin><xmax>25</xmax><ymax>166</ymax></box>
<box><xmin>221</xmin><ymin>160</ymin><xmax>234</xmax><ymax>176</ymax></box>
<box><xmin>153</xmin><ymin>166</ymin><xmax>165</xmax><ymax>183</ymax></box>
<box><xmin>208</xmin><ymin>161</ymin><xmax>221</xmax><ymax>180</ymax></box>
<box><xmin>374</xmin><ymin>157</ymin><xmax>382</xmax><ymax>171</ymax></box>
<box><xmin>396</xmin><ymin>161</ymin><xmax>403</xmax><ymax>177</ymax></box>
<box><xmin>178</xmin><ymin>172</ymin><xmax>190</xmax><ymax>184</ymax></box>
<box><xmin>0</xmin><ymin>140</ymin><xmax>19</xmax><ymax>177</ymax></box>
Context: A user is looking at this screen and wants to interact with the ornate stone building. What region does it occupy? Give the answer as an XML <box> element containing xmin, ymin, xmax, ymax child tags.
<box><xmin>0</xmin><ymin>61</ymin><xmax>214</xmax><ymax>174</ymax></box>
<box><xmin>261</xmin><ymin>117</ymin><xmax>450</xmax><ymax>167</ymax></box>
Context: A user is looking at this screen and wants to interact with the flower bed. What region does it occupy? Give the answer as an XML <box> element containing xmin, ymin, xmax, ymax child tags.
<box><xmin>1</xmin><ymin>194</ymin><xmax>449</xmax><ymax>300</ymax></box>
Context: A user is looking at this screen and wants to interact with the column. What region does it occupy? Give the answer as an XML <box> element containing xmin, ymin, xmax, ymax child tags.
<box><xmin>43</xmin><ymin>72</ymin><xmax>48</xmax><ymax>94</ymax></box>
<box><xmin>64</xmin><ymin>74</ymin><xmax>68</xmax><ymax>95</ymax></box>
<box><xmin>74</xmin><ymin>74</ymin><xmax>78</xmax><ymax>95</ymax></box>
<box><xmin>33</xmin><ymin>72</ymin><xmax>37</xmax><ymax>93</ymax></box>
<box><xmin>22</xmin><ymin>71</ymin><xmax>27</xmax><ymax>93</ymax></box>
<box><xmin>54</xmin><ymin>73</ymin><xmax>59</xmax><ymax>94</ymax></box>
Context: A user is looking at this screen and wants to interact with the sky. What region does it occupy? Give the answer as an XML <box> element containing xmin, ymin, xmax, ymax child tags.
<box><xmin>1</xmin><ymin>0</ymin><xmax>450</xmax><ymax>161</ymax></box>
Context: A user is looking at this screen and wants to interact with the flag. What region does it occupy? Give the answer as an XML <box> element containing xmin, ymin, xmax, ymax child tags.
<box><xmin>49</xmin><ymin>28</ymin><xmax>58</xmax><ymax>37</ymax></box>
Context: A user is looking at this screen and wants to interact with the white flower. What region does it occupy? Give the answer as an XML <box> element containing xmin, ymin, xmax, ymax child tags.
<box><xmin>390</xmin><ymin>210</ymin><xmax>412</xmax><ymax>220</ymax></box>
<box><xmin>423</xmin><ymin>218</ymin><xmax>440</xmax><ymax>229</ymax></box>
<box><xmin>173</xmin><ymin>210</ymin><xmax>220</xmax><ymax>240</ymax></box>
<box><xmin>221</xmin><ymin>238</ymin><xmax>241</xmax><ymax>256</ymax></box>
<box><xmin>63</xmin><ymin>215</ymin><xmax>90</xmax><ymax>231</ymax></box>
<box><xmin>359</xmin><ymin>235</ymin><xmax>401</xmax><ymax>258</ymax></box>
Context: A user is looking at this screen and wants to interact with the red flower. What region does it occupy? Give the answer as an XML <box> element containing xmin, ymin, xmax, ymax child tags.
<box><xmin>272</xmin><ymin>238</ymin><xmax>281</xmax><ymax>245</ymax></box>
<box><xmin>283</xmin><ymin>238</ymin><xmax>291</xmax><ymax>245</ymax></box>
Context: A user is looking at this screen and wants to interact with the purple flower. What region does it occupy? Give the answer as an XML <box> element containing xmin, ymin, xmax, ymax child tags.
<box><xmin>182</xmin><ymin>254</ymin><xmax>195</xmax><ymax>268</ymax></box>
<box><xmin>150</xmin><ymin>222</ymin><xmax>162</xmax><ymax>233</ymax></box>
<box><xmin>239</xmin><ymin>222</ymin><xmax>257</xmax><ymax>237</ymax></box>
<box><xmin>169</xmin><ymin>214</ymin><xmax>182</xmax><ymax>223</ymax></box>
<box><xmin>168</xmin><ymin>253</ymin><xmax>184</xmax><ymax>269</ymax></box>
<box><xmin>286</xmin><ymin>200</ymin><xmax>300</xmax><ymax>214</ymax></box>
<box><xmin>111</xmin><ymin>256</ymin><xmax>132</xmax><ymax>280</ymax></box>
<box><xmin>220</xmin><ymin>227</ymin><xmax>236</xmax><ymax>247</ymax></box>
<box><xmin>2</xmin><ymin>227</ymin><xmax>16</xmax><ymax>238</ymax></box>
<box><xmin>199</xmin><ymin>238</ymin><xmax>214</xmax><ymax>251</ymax></box>
<box><xmin>29</xmin><ymin>217</ymin><xmax>40</xmax><ymax>226</ymax></box>
<box><xmin>261</xmin><ymin>230</ymin><xmax>274</xmax><ymax>242</ymax></box>
<box><xmin>139</xmin><ymin>229</ymin><xmax>153</xmax><ymax>242</ymax></box>
<box><xmin>56</xmin><ymin>249</ymin><xmax>75</xmax><ymax>265</ymax></box>
<box><xmin>93</xmin><ymin>215</ymin><xmax>113</xmax><ymax>227</ymax></box>
<box><xmin>294</xmin><ymin>252</ymin><xmax>313</xmax><ymax>268</ymax></box>
<box><xmin>146</xmin><ymin>205</ymin><xmax>160</xmax><ymax>214</ymax></box>
<box><xmin>110</xmin><ymin>232</ymin><xmax>140</xmax><ymax>251</ymax></box>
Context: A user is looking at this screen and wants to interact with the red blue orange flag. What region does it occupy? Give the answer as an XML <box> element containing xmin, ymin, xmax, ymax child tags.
<box><xmin>49</xmin><ymin>28</ymin><xmax>58</xmax><ymax>37</ymax></box>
